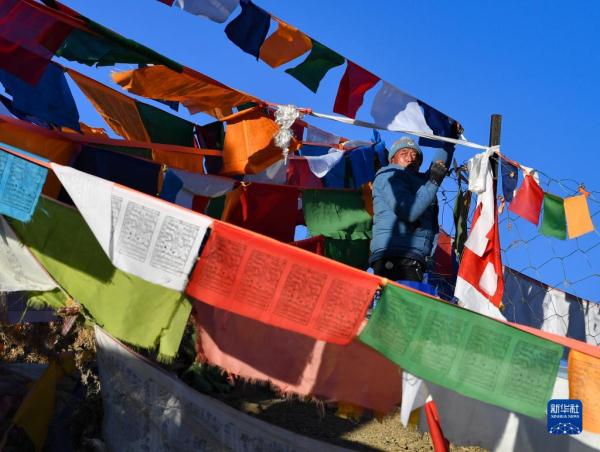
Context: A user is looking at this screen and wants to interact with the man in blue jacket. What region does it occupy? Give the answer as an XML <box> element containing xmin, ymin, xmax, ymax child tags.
<box><xmin>370</xmin><ymin>131</ymin><xmax>459</xmax><ymax>282</ymax></box>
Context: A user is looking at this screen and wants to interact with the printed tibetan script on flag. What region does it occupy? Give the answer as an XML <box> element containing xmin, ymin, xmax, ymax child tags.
<box><xmin>186</xmin><ymin>221</ymin><xmax>380</xmax><ymax>344</ymax></box>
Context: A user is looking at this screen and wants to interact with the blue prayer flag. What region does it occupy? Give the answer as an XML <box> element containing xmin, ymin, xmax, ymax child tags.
<box><xmin>224</xmin><ymin>0</ymin><xmax>271</xmax><ymax>59</ymax></box>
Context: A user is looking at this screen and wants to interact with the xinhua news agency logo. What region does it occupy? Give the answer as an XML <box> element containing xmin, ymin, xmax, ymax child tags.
<box><xmin>547</xmin><ymin>399</ymin><xmax>582</xmax><ymax>435</ymax></box>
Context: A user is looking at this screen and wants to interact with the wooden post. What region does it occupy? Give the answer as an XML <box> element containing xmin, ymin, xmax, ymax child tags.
<box><xmin>489</xmin><ymin>114</ymin><xmax>502</xmax><ymax>195</ymax></box>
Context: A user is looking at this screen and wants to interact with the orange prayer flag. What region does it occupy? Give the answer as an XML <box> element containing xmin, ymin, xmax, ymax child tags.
<box><xmin>186</xmin><ymin>221</ymin><xmax>381</xmax><ymax>344</ymax></box>
<box><xmin>68</xmin><ymin>69</ymin><xmax>151</xmax><ymax>142</ymax></box>
<box><xmin>151</xmin><ymin>148</ymin><xmax>205</xmax><ymax>174</ymax></box>
<box><xmin>112</xmin><ymin>65</ymin><xmax>257</xmax><ymax>119</ymax></box>
<box><xmin>221</xmin><ymin>106</ymin><xmax>298</xmax><ymax>176</ymax></box>
<box><xmin>569</xmin><ymin>350</ymin><xmax>600</xmax><ymax>433</ymax></box>
<box><xmin>259</xmin><ymin>18</ymin><xmax>312</xmax><ymax>68</ymax></box>
<box><xmin>0</xmin><ymin>120</ymin><xmax>77</xmax><ymax>197</ymax></box>
<box><xmin>564</xmin><ymin>194</ymin><xmax>594</xmax><ymax>239</ymax></box>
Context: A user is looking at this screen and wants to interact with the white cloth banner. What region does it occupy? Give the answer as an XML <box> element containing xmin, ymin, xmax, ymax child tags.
<box><xmin>400</xmin><ymin>372</ymin><xmax>430</xmax><ymax>427</ymax></box>
<box><xmin>464</xmin><ymin>154</ymin><xmax>495</xmax><ymax>257</ymax></box>
<box><xmin>305</xmin><ymin>125</ymin><xmax>340</xmax><ymax>146</ymax></box>
<box><xmin>0</xmin><ymin>216</ymin><xmax>57</xmax><ymax>292</ymax></box>
<box><xmin>95</xmin><ymin>326</ymin><xmax>346</xmax><ymax>451</ymax></box>
<box><xmin>53</xmin><ymin>164</ymin><xmax>212</xmax><ymax>291</ymax></box>
<box><xmin>370</xmin><ymin>82</ymin><xmax>433</xmax><ymax>134</ymax></box>
<box><xmin>305</xmin><ymin>148</ymin><xmax>344</xmax><ymax>178</ymax></box>
<box><xmin>175</xmin><ymin>0</ymin><xmax>239</xmax><ymax>23</ymax></box>
<box><xmin>170</xmin><ymin>169</ymin><xmax>235</xmax><ymax>209</ymax></box>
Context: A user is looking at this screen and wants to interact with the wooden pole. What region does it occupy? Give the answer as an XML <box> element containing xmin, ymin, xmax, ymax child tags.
<box><xmin>489</xmin><ymin>114</ymin><xmax>502</xmax><ymax>196</ymax></box>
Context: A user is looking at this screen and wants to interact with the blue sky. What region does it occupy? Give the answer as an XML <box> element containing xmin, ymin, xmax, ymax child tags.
<box><xmin>52</xmin><ymin>0</ymin><xmax>600</xmax><ymax>300</ymax></box>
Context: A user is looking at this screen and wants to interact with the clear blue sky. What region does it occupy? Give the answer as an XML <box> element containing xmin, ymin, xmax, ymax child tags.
<box><xmin>54</xmin><ymin>0</ymin><xmax>600</xmax><ymax>301</ymax></box>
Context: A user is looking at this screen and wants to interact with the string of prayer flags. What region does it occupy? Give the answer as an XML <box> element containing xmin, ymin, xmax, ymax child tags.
<box><xmin>564</xmin><ymin>192</ymin><xmax>595</xmax><ymax>239</ymax></box>
<box><xmin>0</xmin><ymin>0</ymin><xmax>74</xmax><ymax>84</ymax></box>
<box><xmin>186</xmin><ymin>220</ymin><xmax>381</xmax><ymax>344</ymax></box>
<box><xmin>194</xmin><ymin>302</ymin><xmax>403</xmax><ymax>413</ymax></box>
<box><xmin>302</xmin><ymin>189</ymin><xmax>372</xmax><ymax>241</ymax></box>
<box><xmin>9</xmin><ymin>197</ymin><xmax>192</xmax><ymax>360</ymax></box>
<box><xmin>568</xmin><ymin>350</ymin><xmax>600</xmax><ymax>433</ymax></box>
<box><xmin>221</xmin><ymin>106</ymin><xmax>296</xmax><ymax>175</ymax></box>
<box><xmin>224</xmin><ymin>0</ymin><xmax>270</xmax><ymax>60</ymax></box>
<box><xmin>221</xmin><ymin>182</ymin><xmax>299</xmax><ymax>242</ymax></box>
<box><xmin>68</xmin><ymin>69</ymin><xmax>195</xmax><ymax>146</ymax></box>
<box><xmin>501</xmin><ymin>159</ymin><xmax>519</xmax><ymax>203</ymax></box>
<box><xmin>0</xmin><ymin>146</ymin><xmax>48</xmax><ymax>222</ymax></box>
<box><xmin>0</xmin><ymin>216</ymin><xmax>57</xmax><ymax>292</ymax></box>
<box><xmin>53</xmin><ymin>164</ymin><xmax>212</xmax><ymax>291</ymax></box>
<box><xmin>540</xmin><ymin>193</ymin><xmax>567</xmax><ymax>240</ymax></box>
<box><xmin>359</xmin><ymin>283</ymin><xmax>563</xmax><ymax>418</ymax></box>
<box><xmin>174</xmin><ymin>0</ymin><xmax>239</xmax><ymax>23</ymax></box>
<box><xmin>333</xmin><ymin>61</ymin><xmax>380</xmax><ymax>119</ymax></box>
<box><xmin>112</xmin><ymin>65</ymin><xmax>257</xmax><ymax>118</ymax></box>
<box><xmin>0</xmin><ymin>63</ymin><xmax>80</xmax><ymax>131</ymax></box>
<box><xmin>285</xmin><ymin>40</ymin><xmax>345</xmax><ymax>93</ymax></box>
<box><xmin>508</xmin><ymin>172</ymin><xmax>543</xmax><ymax>225</ymax></box>
<box><xmin>259</xmin><ymin>18</ymin><xmax>312</xmax><ymax>68</ymax></box>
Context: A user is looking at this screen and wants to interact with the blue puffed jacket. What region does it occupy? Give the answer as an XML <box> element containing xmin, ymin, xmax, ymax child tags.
<box><xmin>369</xmin><ymin>145</ymin><xmax>454</xmax><ymax>265</ymax></box>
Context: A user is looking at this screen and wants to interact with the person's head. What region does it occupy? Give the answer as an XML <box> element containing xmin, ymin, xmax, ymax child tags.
<box><xmin>388</xmin><ymin>137</ymin><xmax>422</xmax><ymax>172</ymax></box>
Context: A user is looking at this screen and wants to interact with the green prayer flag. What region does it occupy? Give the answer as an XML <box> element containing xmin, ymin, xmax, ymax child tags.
<box><xmin>324</xmin><ymin>238</ymin><xmax>370</xmax><ymax>270</ymax></box>
<box><xmin>92</xmin><ymin>143</ymin><xmax>153</xmax><ymax>160</ymax></box>
<box><xmin>302</xmin><ymin>189</ymin><xmax>372</xmax><ymax>240</ymax></box>
<box><xmin>540</xmin><ymin>193</ymin><xmax>567</xmax><ymax>240</ymax></box>
<box><xmin>57</xmin><ymin>27</ymin><xmax>182</xmax><ymax>71</ymax></box>
<box><xmin>205</xmin><ymin>195</ymin><xmax>226</xmax><ymax>219</ymax></box>
<box><xmin>136</xmin><ymin>102</ymin><xmax>195</xmax><ymax>147</ymax></box>
<box><xmin>285</xmin><ymin>40</ymin><xmax>345</xmax><ymax>93</ymax></box>
<box><xmin>359</xmin><ymin>284</ymin><xmax>562</xmax><ymax>418</ymax></box>
<box><xmin>453</xmin><ymin>185</ymin><xmax>471</xmax><ymax>259</ymax></box>
<box><xmin>9</xmin><ymin>197</ymin><xmax>192</xmax><ymax>360</ymax></box>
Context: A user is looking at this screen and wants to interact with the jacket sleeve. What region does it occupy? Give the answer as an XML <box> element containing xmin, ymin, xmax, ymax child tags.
<box><xmin>377</xmin><ymin>172</ymin><xmax>440</xmax><ymax>223</ymax></box>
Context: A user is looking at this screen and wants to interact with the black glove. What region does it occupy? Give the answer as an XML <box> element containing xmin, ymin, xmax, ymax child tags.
<box><xmin>451</xmin><ymin>121</ymin><xmax>464</xmax><ymax>139</ymax></box>
<box><xmin>429</xmin><ymin>160</ymin><xmax>448</xmax><ymax>186</ymax></box>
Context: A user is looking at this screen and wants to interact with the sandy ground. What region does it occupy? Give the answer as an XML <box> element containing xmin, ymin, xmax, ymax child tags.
<box><xmin>0</xmin><ymin>322</ymin><xmax>487</xmax><ymax>451</ymax></box>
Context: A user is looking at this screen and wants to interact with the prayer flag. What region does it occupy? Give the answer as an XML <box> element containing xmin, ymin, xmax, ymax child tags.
<box><xmin>221</xmin><ymin>106</ymin><xmax>295</xmax><ymax>175</ymax></box>
<box><xmin>259</xmin><ymin>18</ymin><xmax>312</xmax><ymax>68</ymax></box>
<box><xmin>174</xmin><ymin>0</ymin><xmax>238</xmax><ymax>23</ymax></box>
<box><xmin>371</xmin><ymin>82</ymin><xmax>433</xmax><ymax>134</ymax></box>
<box><xmin>159</xmin><ymin>169</ymin><xmax>235</xmax><ymax>209</ymax></box>
<box><xmin>286</xmin><ymin>159</ymin><xmax>323</xmax><ymax>188</ymax></box>
<box><xmin>135</xmin><ymin>102</ymin><xmax>195</xmax><ymax>146</ymax></box>
<box><xmin>348</xmin><ymin>143</ymin><xmax>376</xmax><ymax>186</ymax></box>
<box><xmin>302</xmin><ymin>189</ymin><xmax>372</xmax><ymax>240</ymax></box>
<box><xmin>0</xmin><ymin>0</ymin><xmax>73</xmax><ymax>84</ymax></box>
<box><xmin>324</xmin><ymin>238</ymin><xmax>370</xmax><ymax>270</ymax></box>
<box><xmin>0</xmin><ymin>216</ymin><xmax>57</xmax><ymax>292</ymax></box>
<box><xmin>360</xmin><ymin>283</ymin><xmax>563</xmax><ymax>418</ymax></box>
<box><xmin>333</xmin><ymin>61</ymin><xmax>380</xmax><ymax>119</ymax></box>
<box><xmin>0</xmin><ymin>147</ymin><xmax>48</xmax><ymax>222</ymax></box>
<box><xmin>186</xmin><ymin>221</ymin><xmax>380</xmax><ymax>344</ymax></box>
<box><xmin>455</xmin><ymin>152</ymin><xmax>504</xmax><ymax>318</ymax></box>
<box><xmin>453</xmin><ymin>183</ymin><xmax>471</xmax><ymax>259</ymax></box>
<box><xmin>113</xmin><ymin>65</ymin><xmax>257</xmax><ymax>118</ymax></box>
<box><xmin>508</xmin><ymin>173</ymin><xmax>543</xmax><ymax>225</ymax></box>
<box><xmin>569</xmin><ymin>350</ymin><xmax>600</xmax><ymax>433</ymax></box>
<box><xmin>305</xmin><ymin>126</ymin><xmax>340</xmax><ymax>146</ymax></box>
<box><xmin>194</xmin><ymin>302</ymin><xmax>402</xmax><ymax>413</ymax></box>
<box><xmin>221</xmin><ymin>182</ymin><xmax>299</xmax><ymax>242</ymax></box>
<box><xmin>501</xmin><ymin>159</ymin><xmax>519</xmax><ymax>202</ymax></box>
<box><xmin>53</xmin><ymin>164</ymin><xmax>212</xmax><ymax>291</ymax></box>
<box><xmin>290</xmin><ymin>235</ymin><xmax>325</xmax><ymax>256</ymax></box>
<box><xmin>285</xmin><ymin>40</ymin><xmax>345</xmax><ymax>93</ymax></box>
<box><xmin>243</xmin><ymin>159</ymin><xmax>287</xmax><ymax>184</ymax></box>
<box><xmin>540</xmin><ymin>192</ymin><xmax>567</xmax><ymax>240</ymax></box>
<box><xmin>564</xmin><ymin>194</ymin><xmax>594</xmax><ymax>239</ymax></box>
<box><xmin>224</xmin><ymin>0</ymin><xmax>270</xmax><ymax>60</ymax></box>
<box><xmin>9</xmin><ymin>197</ymin><xmax>192</xmax><ymax>359</ymax></box>
<box><xmin>0</xmin><ymin>63</ymin><xmax>80</xmax><ymax>131</ymax></box>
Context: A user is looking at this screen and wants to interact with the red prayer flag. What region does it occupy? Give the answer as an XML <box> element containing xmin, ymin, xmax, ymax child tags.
<box><xmin>0</xmin><ymin>0</ymin><xmax>73</xmax><ymax>84</ymax></box>
<box><xmin>186</xmin><ymin>221</ymin><xmax>381</xmax><ymax>344</ymax></box>
<box><xmin>287</xmin><ymin>159</ymin><xmax>323</xmax><ymax>188</ymax></box>
<box><xmin>508</xmin><ymin>174</ymin><xmax>543</xmax><ymax>224</ymax></box>
<box><xmin>425</xmin><ymin>400</ymin><xmax>450</xmax><ymax>452</ymax></box>
<box><xmin>290</xmin><ymin>235</ymin><xmax>325</xmax><ymax>256</ymax></box>
<box><xmin>221</xmin><ymin>182</ymin><xmax>299</xmax><ymax>242</ymax></box>
<box><xmin>333</xmin><ymin>61</ymin><xmax>380</xmax><ymax>119</ymax></box>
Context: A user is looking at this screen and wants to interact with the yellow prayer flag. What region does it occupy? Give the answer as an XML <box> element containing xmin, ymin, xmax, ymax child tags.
<box><xmin>569</xmin><ymin>350</ymin><xmax>600</xmax><ymax>434</ymax></box>
<box><xmin>68</xmin><ymin>69</ymin><xmax>151</xmax><ymax>142</ymax></box>
<box><xmin>259</xmin><ymin>19</ymin><xmax>313</xmax><ymax>68</ymax></box>
<box><xmin>564</xmin><ymin>194</ymin><xmax>594</xmax><ymax>239</ymax></box>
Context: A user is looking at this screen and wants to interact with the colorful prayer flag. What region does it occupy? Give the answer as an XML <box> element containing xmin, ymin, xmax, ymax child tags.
<box><xmin>370</xmin><ymin>82</ymin><xmax>432</xmax><ymax>134</ymax></box>
<box><xmin>259</xmin><ymin>18</ymin><xmax>312</xmax><ymax>68</ymax></box>
<box><xmin>224</xmin><ymin>0</ymin><xmax>270</xmax><ymax>59</ymax></box>
<box><xmin>285</xmin><ymin>40</ymin><xmax>345</xmax><ymax>93</ymax></box>
<box><xmin>568</xmin><ymin>350</ymin><xmax>600</xmax><ymax>433</ymax></box>
<box><xmin>540</xmin><ymin>192</ymin><xmax>567</xmax><ymax>239</ymax></box>
<box><xmin>564</xmin><ymin>194</ymin><xmax>594</xmax><ymax>239</ymax></box>
<box><xmin>9</xmin><ymin>197</ymin><xmax>192</xmax><ymax>360</ymax></box>
<box><xmin>0</xmin><ymin>147</ymin><xmax>48</xmax><ymax>222</ymax></box>
<box><xmin>186</xmin><ymin>221</ymin><xmax>381</xmax><ymax>344</ymax></box>
<box><xmin>333</xmin><ymin>61</ymin><xmax>380</xmax><ymax>119</ymax></box>
<box><xmin>174</xmin><ymin>0</ymin><xmax>238</xmax><ymax>23</ymax></box>
<box><xmin>501</xmin><ymin>159</ymin><xmax>519</xmax><ymax>202</ymax></box>
<box><xmin>359</xmin><ymin>283</ymin><xmax>563</xmax><ymax>418</ymax></box>
<box><xmin>508</xmin><ymin>173</ymin><xmax>543</xmax><ymax>224</ymax></box>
